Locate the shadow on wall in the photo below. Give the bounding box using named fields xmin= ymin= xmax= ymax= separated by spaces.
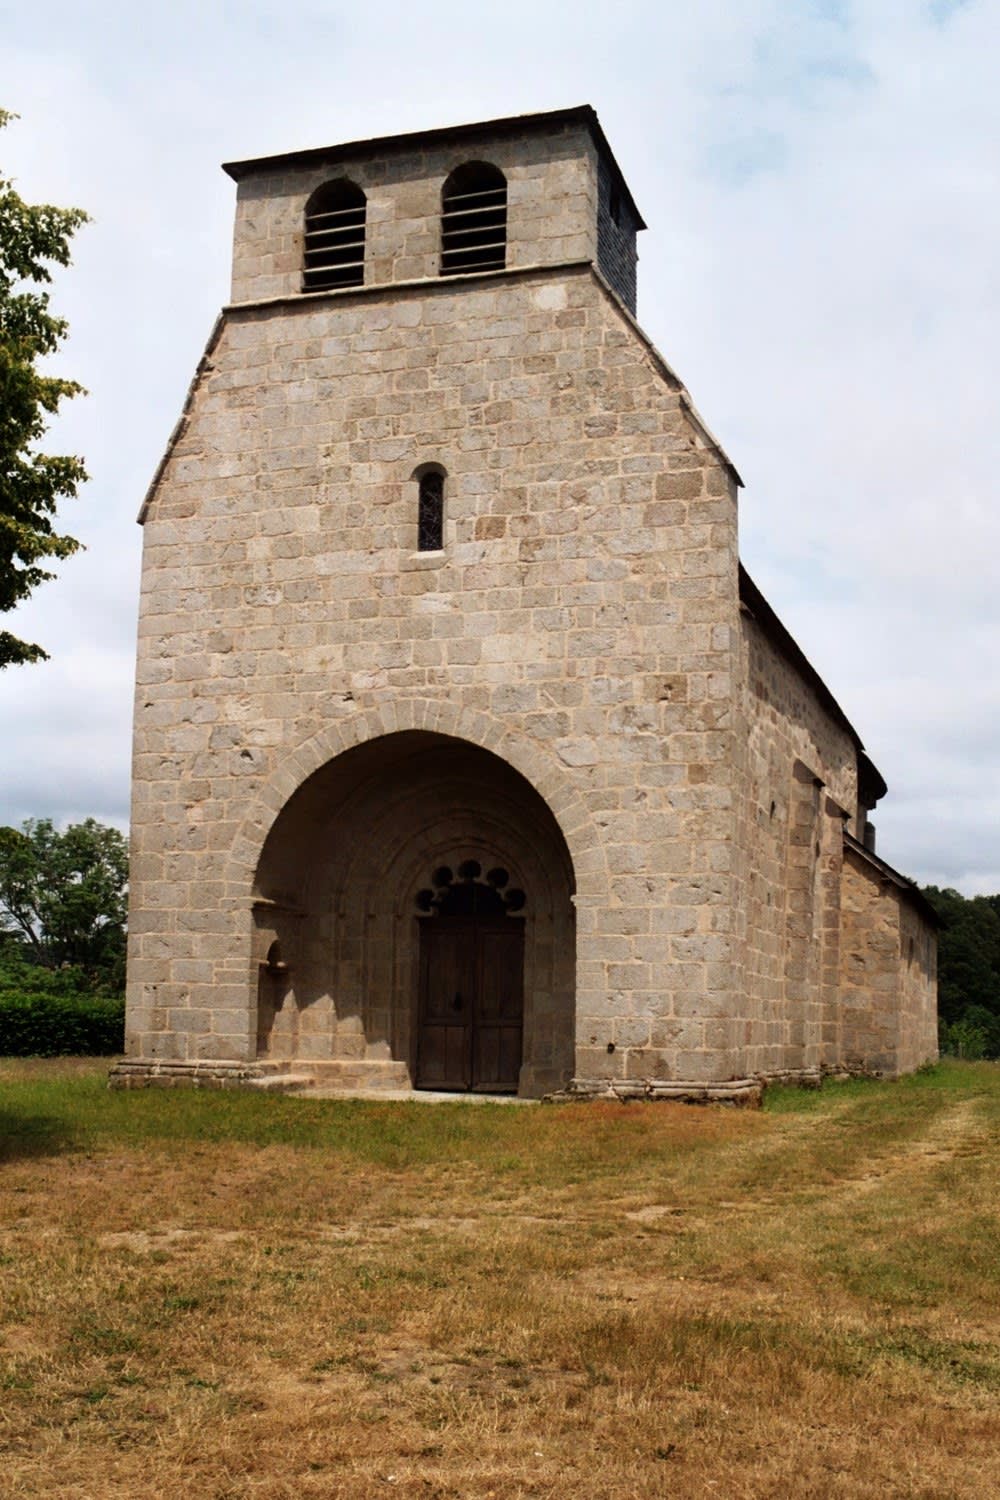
xmin=249 ymin=730 xmax=577 ymax=1094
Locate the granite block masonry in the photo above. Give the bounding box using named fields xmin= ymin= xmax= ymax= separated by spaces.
xmin=113 ymin=106 xmax=937 ymax=1099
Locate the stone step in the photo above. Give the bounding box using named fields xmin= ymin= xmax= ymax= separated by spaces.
xmin=110 ymin=1057 xmax=413 ymax=1096
xmin=304 ymin=1087 xmax=534 ymax=1103
xmin=299 ymin=1060 xmax=413 ymax=1092
xmin=244 ymin=1072 xmax=320 ymax=1093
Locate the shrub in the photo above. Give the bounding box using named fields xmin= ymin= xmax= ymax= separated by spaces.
xmin=939 ymin=1017 xmax=989 ymax=1061
xmin=959 ymin=1004 xmax=1000 ymax=1057
xmin=0 ymin=994 xmax=124 ymax=1056
xmin=0 ymin=961 xmax=124 ymax=1056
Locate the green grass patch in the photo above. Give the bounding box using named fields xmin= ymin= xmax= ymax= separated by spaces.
xmin=0 ymin=1060 xmax=747 ymax=1188
xmin=4 ymin=1057 xmax=1000 ymax=1497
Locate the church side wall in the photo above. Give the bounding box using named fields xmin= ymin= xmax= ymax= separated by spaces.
xmin=735 ymin=610 xmax=857 ymax=1078
xmin=838 ymin=848 xmax=937 ymax=1076
xmin=126 ymin=264 xmax=742 ymax=1085
xmin=895 ymin=893 xmax=939 ymax=1074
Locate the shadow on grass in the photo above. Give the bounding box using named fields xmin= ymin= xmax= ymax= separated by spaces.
xmin=0 ymin=1109 xmax=78 ymax=1162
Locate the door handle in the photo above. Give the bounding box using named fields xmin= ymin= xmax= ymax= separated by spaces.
xmin=452 ymin=992 xmax=463 ymax=1011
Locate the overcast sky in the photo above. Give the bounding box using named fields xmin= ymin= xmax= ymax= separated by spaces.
xmin=1 ymin=0 xmax=996 ymax=893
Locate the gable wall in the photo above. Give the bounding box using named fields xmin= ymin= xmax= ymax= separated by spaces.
xmin=128 ymin=263 xmax=743 ymax=1084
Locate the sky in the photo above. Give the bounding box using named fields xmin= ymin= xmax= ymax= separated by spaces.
xmin=0 ymin=0 xmax=996 ymax=893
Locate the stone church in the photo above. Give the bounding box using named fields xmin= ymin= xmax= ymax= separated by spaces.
xmin=114 ymin=106 xmax=937 ymax=1100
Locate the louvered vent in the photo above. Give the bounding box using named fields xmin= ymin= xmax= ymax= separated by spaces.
xmin=440 ymin=163 xmax=507 ymax=277
xmin=303 ymin=179 xmax=366 ymax=292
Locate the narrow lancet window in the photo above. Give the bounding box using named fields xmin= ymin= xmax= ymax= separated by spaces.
xmin=303 ymin=179 xmax=366 ymax=291
xmin=440 ymin=163 xmax=507 ymax=276
xmin=418 ymin=470 xmax=444 ymax=551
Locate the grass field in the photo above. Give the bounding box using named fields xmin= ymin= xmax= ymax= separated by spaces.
xmin=1 ymin=1059 xmax=999 ymax=1498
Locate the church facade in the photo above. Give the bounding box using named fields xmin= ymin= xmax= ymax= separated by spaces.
xmin=114 ymin=107 xmax=937 ymax=1099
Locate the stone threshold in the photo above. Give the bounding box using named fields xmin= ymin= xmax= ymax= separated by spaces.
xmin=302 ymin=1087 xmax=534 ymax=1104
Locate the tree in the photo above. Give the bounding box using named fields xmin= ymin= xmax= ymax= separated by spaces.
xmin=0 ymin=108 xmax=89 ymax=666
xmin=922 ymin=886 xmax=1000 ymax=1025
xmin=0 ymin=818 xmax=128 ymax=986
xmin=923 ymin=884 xmax=1000 ymax=1058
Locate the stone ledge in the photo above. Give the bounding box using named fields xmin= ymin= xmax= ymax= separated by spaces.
xmin=107 ymin=1057 xmax=412 ymax=1094
xmin=224 ymin=259 xmax=593 ymax=317
xmin=244 ymin=1073 xmax=322 ymax=1094
xmin=549 ymin=1064 xmax=854 ymax=1106
xmin=552 ymin=1077 xmax=765 ymax=1107
xmin=821 ymin=1059 xmax=885 ymax=1080
xmin=108 ymin=1059 xmax=267 ymax=1091
xmin=756 ymin=1067 xmax=823 ymax=1089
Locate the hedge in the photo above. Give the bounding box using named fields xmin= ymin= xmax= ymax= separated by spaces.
xmin=0 ymin=993 xmax=125 ymax=1057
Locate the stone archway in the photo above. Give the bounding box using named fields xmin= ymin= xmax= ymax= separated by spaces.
xmin=250 ymin=731 xmax=576 ymax=1096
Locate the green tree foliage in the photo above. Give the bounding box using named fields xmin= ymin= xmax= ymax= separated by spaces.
xmin=0 ymin=961 xmax=124 ymax=1055
xmin=0 ymin=817 xmax=128 ymax=986
xmin=923 ymin=885 xmax=1000 ymax=1058
xmin=0 ymin=107 xmax=89 ymax=666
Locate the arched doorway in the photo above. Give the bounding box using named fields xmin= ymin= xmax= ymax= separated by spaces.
xmin=415 ymin=862 xmax=526 ymax=1092
xmin=251 ymin=731 xmax=576 ymax=1096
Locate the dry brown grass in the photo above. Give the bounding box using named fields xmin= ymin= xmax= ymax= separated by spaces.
xmin=2 ymin=1058 xmax=999 ymax=1497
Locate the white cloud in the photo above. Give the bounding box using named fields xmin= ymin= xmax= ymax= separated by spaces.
xmin=0 ymin=0 xmax=996 ymax=893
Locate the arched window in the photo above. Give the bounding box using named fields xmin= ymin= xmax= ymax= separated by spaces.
xmin=303 ymin=179 xmax=366 ymax=291
xmin=417 ymin=468 xmax=445 ymax=552
xmin=440 ymin=162 xmax=507 ymax=276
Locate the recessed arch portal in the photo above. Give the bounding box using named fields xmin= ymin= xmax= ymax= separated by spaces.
xmin=251 ymin=731 xmax=576 ymax=1096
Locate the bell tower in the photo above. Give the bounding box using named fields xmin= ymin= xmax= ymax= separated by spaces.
xmin=223 ymin=105 xmax=643 ymax=311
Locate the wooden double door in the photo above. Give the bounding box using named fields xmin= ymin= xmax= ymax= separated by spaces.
xmin=416 ymin=918 xmax=524 ymax=1093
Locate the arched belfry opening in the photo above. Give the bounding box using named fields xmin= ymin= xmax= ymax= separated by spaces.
xmin=440 ymin=162 xmax=507 ymax=276
xmin=251 ymin=732 xmax=576 ymax=1096
xmin=303 ymin=178 xmax=366 ymax=291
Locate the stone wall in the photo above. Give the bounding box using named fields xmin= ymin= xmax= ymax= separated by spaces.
xmin=895 ymin=890 xmax=939 ymax=1074
xmin=734 ymin=605 xmax=857 ymax=1078
xmin=839 ymin=843 xmax=937 ymax=1076
xmin=127 ymin=259 xmax=742 ymax=1088
xmin=595 ymin=156 xmax=639 ymax=314
xmin=230 ymin=121 xmax=599 ymax=305
xmin=732 ymin=601 xmax=936 ymax=1082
